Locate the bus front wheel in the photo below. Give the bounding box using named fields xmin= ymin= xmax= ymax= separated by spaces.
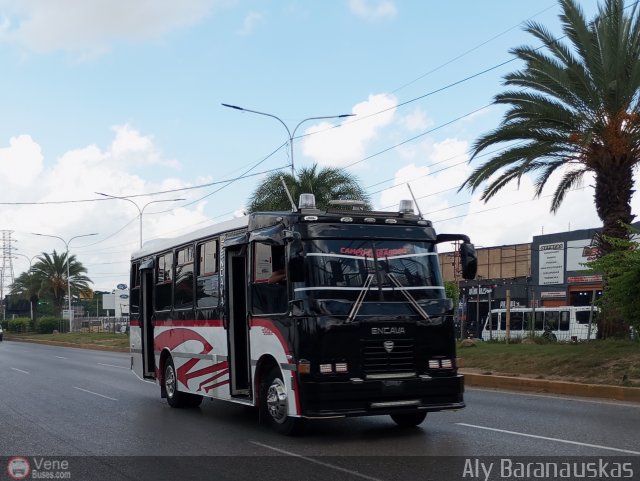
xmin=390 ymin=412 xmax=427 ymax=427
xmin=164 ymin=356 xmax=203 ymax=408
xmin=260 ymin=367 xmax=304 ymax=435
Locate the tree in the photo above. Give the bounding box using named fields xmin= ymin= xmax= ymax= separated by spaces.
xmin=30 ymin=250 xmax=93 ymax=317
xmin=461 ymin=0 xmax=640 ymax=255
xmin=587 ymin=230 xmax=640 ymax=335
xmin=247 ymin=164 xmax=370 ymax=213
xmin=9 ymin=271 xmax=40 ymax=327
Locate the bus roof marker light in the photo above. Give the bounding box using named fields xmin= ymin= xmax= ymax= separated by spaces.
xmin=385 ymin=218 xmax=397 ymax=224
xmin=399 ymin=200 xmax=414 ymax=215
xmin=340 ymin=217 xmax=353 ymax=223
xmin=299 ymin=193 xmax=316 ymax=210
xmin=364 ymin=218 xmax=375 ymax=223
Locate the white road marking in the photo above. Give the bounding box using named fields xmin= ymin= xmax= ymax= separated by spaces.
xmin=73 ymin=386 xmax=117 ymax=401
xmin=250 ymin=441 xmax=383 ymax=481
xmin=55 ymin=356 xmax=68 ymax=359
xmin=10 ymin=367 xmax=29 ymax=374
xmin=457 ymin=423 xmax=640 ymax=455
xmin=98 ymin=363 xmax=128 ymax=369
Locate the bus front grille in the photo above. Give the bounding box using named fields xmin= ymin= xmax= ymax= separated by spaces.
xmin=361 ymin=339 xmax=415 ymax=375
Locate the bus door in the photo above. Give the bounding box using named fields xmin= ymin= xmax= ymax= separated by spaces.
xmin=225 ymin=245 xmax=251 ymax=397
xmin=132 ymin=260 xmax=156 ymax=379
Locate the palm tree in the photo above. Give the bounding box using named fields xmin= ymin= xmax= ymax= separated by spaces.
xmin=247 ymin=164 xmax=371 ymax=213
xmin=31 ymin=250 xmax=93 ymax=317
xmin=9 ymin=271 xmax=40 ymax=327
xmin=461 ymin=0 xmax=640 ymax=254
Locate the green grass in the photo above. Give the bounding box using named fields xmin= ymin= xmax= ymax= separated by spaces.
xmin=458 ymin=339 xmax=640 ymax=387
xmin=7 ymin=332 xmax=129 ymax=350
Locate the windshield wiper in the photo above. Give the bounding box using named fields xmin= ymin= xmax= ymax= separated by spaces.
xmin=386 ymin=273 xmax=430 ymax=321
xmin=346 ymin=273 xmax=374 ymax=322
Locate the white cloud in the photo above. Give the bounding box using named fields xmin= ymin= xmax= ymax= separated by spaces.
xmin=0 ymin=0 xmax=222 ymax=56
xmin=378 ymin=138 xmax=471 ymax=215
xmin=302 ymin=93 xmax=397 ymax=167
xmin=0 ymin=134 xmax=43 ymax=187
xmin=400 ymin=108 xmax=431 ymax=132
xmin=238 ymin=11 xmax=264 ymax=36
xmin=0 ymin=126 xmax=215 ymax=291
xmin=349 ymin=0 xmax=397 ymax=20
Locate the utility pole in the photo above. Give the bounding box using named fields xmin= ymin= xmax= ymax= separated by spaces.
xmin=0 ymin=230 xmax=16 ymax=321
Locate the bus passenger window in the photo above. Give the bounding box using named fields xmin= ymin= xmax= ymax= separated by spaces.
xmin=511 ymin=315 xmax=523 ymax=330
xmin=559 ymin=312 xmax=570 ymax=331
xmin=175 ymin=246 xmax=194 ymax=309
xmin=130 ymin=263 xmax=140 ymax=316
xmin=196 ymin=240 xmax=219 ymax=309
xmin=155 ymin=252 xmax=173 ymax=311
xmin=534 ymin=311 xmax=544 ymax=330
xmin=545 ymin=311 xmax=559 ymax=330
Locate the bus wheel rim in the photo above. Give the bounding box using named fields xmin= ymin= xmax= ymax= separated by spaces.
xmin=165 ymin=365 xmax=176 ymax=398
xmin=266 ymin=378 xmax=288 ymax=424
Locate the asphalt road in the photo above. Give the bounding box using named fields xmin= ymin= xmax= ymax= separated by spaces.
xmin=1 ymin=340 xmax=639 ymax=481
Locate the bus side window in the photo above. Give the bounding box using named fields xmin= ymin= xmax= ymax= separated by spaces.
xmin=559 ymin=311 xmax=570 ymax=331
xmin=196 ymin=240 xmax=219 ymax=309
xmin=511 ymin=315 xmax=523 ymax=330
xmin=490 ymin=312 xmax=498 ymax=330
xmin=251 ymin=243 xmax=287 ymax=315
xmin=534 ymin=311 xmax=544 ymax=330
xmin=174 ymin=246 xmax=194 ymax=310
xmin=155 ymin=252 xmax=173 ymax=311
xmin=545 ymin=311 xmax=559 ymax=330
xmin=130 ymin=263 xmax=140 ymax=316
xmin=575 ymin=311 xmax=590 ymax=324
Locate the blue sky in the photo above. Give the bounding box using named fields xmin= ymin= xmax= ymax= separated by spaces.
xmin=1 ymin=0 xmax=633 ymax=292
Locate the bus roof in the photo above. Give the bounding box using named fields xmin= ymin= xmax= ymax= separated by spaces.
xmin=131 ymin=215 xmax=249 ymax=260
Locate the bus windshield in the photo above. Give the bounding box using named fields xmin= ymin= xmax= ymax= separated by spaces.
xmin=298 ymin=239 xmax=444 ymax=303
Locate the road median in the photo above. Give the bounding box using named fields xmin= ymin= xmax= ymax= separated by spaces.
xmin=462 ymin=369 xmax=640 ymax=403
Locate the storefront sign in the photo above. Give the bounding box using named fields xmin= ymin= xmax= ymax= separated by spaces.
xmin=539 ymin=242 xmax=564 ymax=285
xmin=567 ymin=275 xmax=603 ymax=283
xmin=540 ymin=291 xmax=566 ymax=299
xmin=567 ymin=239 xmax=599 ymax=271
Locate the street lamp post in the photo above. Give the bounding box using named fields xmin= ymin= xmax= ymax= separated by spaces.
xmin=222 ymin=103 xmax=355 ymax=176
xmin=12 ymin=253 xmax=38 ymax=324
xmin=95 ymin=193 xmax=185 ymax=248
xmin=32 ymin=232 xmax=98 ymax=333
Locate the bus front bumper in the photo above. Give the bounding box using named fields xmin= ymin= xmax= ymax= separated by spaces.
xmin=299 ymin=373 xmax=465 ymax=418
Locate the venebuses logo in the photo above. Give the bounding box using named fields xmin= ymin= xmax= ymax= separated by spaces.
xmin=7 ymin=457 xmax=31 ymax=480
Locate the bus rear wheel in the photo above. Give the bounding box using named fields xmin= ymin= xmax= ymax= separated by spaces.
xmin=260 ymin=367 xmax=304 ymax=435
xmin=390 ymin=412 xmax=427 ymax=427
xmin=164 ymin=356 xmax=203 ymax=408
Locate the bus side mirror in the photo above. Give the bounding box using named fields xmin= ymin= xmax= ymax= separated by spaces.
xmin=287 ymin=239 xmax=305 ymax=283
xmin=460 ymin=242 xmax=477 ymax=280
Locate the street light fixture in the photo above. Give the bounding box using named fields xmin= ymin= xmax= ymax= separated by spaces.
xmin=221 ymin=103 xmax=355 ymax=176
xmin=32 ymin=232 xmax=98 ymax=333
xmin=95 ymin=193 xmax=185 ymax=248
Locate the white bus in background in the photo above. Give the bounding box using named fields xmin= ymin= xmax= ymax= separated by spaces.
xmin=481 ymin=306 xmax=599 ymax=341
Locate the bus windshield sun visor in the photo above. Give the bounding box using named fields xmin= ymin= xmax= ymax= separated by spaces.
xmin=224 ymin=232 xmax=249 ymax=247
xmin=248 ymin=225 xmax=286 ymax=245
xmin=139 ymin=258 xmax=154 ymax=270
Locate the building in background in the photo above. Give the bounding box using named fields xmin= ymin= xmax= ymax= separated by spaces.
xmin=438 ymin=222 xmax=639 ymax=338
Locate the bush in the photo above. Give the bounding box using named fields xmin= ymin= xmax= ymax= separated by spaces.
xmin=37 ymin=316 xmax=63 ymax=334
xmin=8 ymin=317 xmax=31 ymax=333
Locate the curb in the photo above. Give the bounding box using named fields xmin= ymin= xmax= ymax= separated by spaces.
xmin=461 ymin=370 xmax=640 ymax=403
xmin=5 ymin=337 xmax=129 ymax=353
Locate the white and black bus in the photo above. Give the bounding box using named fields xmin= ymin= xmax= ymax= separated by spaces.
xmin=130 ymin=194 xmax=477 ymax=434
xmin=481 ymin=306 xmax=599 ymax=342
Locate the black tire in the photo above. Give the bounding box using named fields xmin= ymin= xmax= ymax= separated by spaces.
xmin=164 ymin=356 xmax=203 ymax=408
xmin=390 ymin=411 xmax=427 ymax=427
xmin=260 ymin=367 xmax=305 ymax=435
